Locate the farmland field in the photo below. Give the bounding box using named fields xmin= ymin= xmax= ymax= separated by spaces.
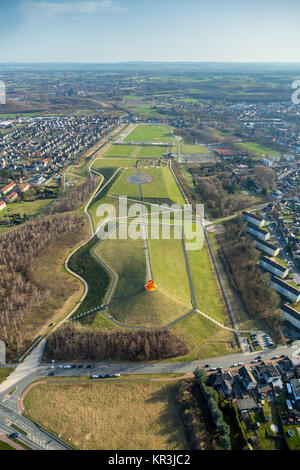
xmin=24 ymin=381 xmax=189 ymax=450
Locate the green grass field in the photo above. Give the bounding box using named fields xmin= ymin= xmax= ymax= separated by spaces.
xmin=181 ymin=143 xmax=210 ymax=155
xmin=104 ymin=144 xmax=138 ymax=158
xmin=235 ymin=142 xmax=282 ymax=158
xmin=109 ymin=169 xmax=141 ymax=198
xmin=170 ymin=312 xmax=238 ymax=361
xmin=93 ymin=228 xmax=192 ymax=327
xmin=92 ymin=158 xmax=137 ymax=170
xmin=186 ymin=243 xmax=227 ymax=324
xmin=124 ymin=124 xmax=176 ymax=143
xmin=137 ymin=146 xmax=166 ymax=158
xmin=140 ymin=167 xmax=186 ymax=207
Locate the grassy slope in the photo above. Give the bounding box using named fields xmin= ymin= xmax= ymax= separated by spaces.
xmin=94 ymin=235 xmax=191 ymax=327
xmin=170 ymin=313 xmax=237 ymax=362
xmin=24 ymin=381 xmax=189 ymax=450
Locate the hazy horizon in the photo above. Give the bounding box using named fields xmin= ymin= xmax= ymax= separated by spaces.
xmin=1 ymin=0 xmax=300 ymax=63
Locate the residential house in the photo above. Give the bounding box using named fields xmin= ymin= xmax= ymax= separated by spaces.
xmin=19 ymin=182 xmax=30 ymax=193
xmin=1 ymin=181 xmax=16 ymax=196
xmin=207 ymin=371 xmax=233 ymax=397
xmin=5 ymin=191 xmax=18 ymax=204
xmin=253 ymin=363 xmax=281 ymax=385
xmin=238 ymin=366 xmax=257 ymax=390
xmin=0 ymin=200 xmax=6 ymax=211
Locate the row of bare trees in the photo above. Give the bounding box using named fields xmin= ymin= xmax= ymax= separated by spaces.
xmin=43 ymin=324 xmax=189 ymax=361
xmin=0 ymin=213 xmax=85 ymax=355
xmin=217 ymin=217 xmax=282 ymax=338
xmin=49 ymin=175 xmax=99 ymax=213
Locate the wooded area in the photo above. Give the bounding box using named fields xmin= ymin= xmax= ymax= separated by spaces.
xmin=43 ymin=324 xmax=189 ymax=361
xmin=0 ymin=213 xmax=86 ymax=355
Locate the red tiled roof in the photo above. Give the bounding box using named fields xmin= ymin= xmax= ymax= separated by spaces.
xmin=6 ymin=191 xmax=18 ymax=200
xmin=1 ymin=182 xmax=15 ymax=193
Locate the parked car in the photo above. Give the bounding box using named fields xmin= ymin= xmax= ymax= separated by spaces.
xmin=208 ymin=368 xmax=217 ymax=371
xmin=114 ymin=374 xmax=121 ymax=377
xmin=9 ymin=432 xmax=20 ymax=439
xmin=91 ymin=375 xmax=98 ymax=379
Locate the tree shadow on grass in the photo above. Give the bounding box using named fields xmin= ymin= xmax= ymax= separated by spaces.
xmin=145 ymin=384 xmax=190 ymax=450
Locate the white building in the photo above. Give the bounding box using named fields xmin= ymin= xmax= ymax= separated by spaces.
xmin=247 ymin=223 xmax=270 ymax=241
xmin=243 ymin=211 xmax=265 ymax=227
xmin=254 ymin=238 xmax=280 ymax=257
xmin=282 ymin=304 xmax=300 ymax=330
xmin=271 ymin=277 xmax=300 ymax=303
xmin=259 ymin=256 xmax=289 ymax=279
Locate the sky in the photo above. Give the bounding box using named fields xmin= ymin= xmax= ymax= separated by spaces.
xmin=0 ymin=0 xmax=300 ymax=63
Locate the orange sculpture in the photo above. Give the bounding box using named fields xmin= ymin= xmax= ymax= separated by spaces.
xmin=144 ymin=280 xmax=157 ymax=292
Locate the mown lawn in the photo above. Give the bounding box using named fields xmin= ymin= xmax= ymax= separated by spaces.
xmin=141 ymin=167 xmax=186 ymax=207
xmin=181 ymin=143 xmax=210 ymax=155
xmin=92 ymin=158 xmax=136 ymax=169
xmin=95 ymin=231 xmax=192 ymax=327
xmin=24 ymin=381 xmax=189 ymax=450
xmin=137 ymin=146 xmax=166 ymax=158
xmin=186 ymin=242 xmax=227 ymax=324
xmin=124 ymin=124 xmax=176 ymax=143
xmin=109 ymin=169 xmax=141 ymax=198
xmin=170 ymin=312 xmax=238 ymax=362
xmin=235 ymin=142 xmax=281 ymax=158
xmin=148 ymin=229 xmax=192 ymax=309
xmin=104 ymin=144 xmax=137 ymax=158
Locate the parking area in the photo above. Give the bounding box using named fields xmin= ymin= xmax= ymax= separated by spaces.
xmin=250 ymin=331 xmax=274 ymax=350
